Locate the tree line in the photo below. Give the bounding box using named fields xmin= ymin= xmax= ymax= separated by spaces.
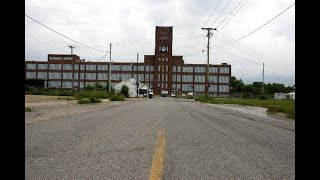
xmin=231 ymin=76 xmax=295 ymax=98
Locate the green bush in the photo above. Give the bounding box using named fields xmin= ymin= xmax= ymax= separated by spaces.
xmin=242 ymin=93 xmax=253 ymax=99
xmin=74 ymin=90 xmax=110 ymax=100
xmin=120 ymin=85 xmax=129 ymax=97
xmin=110 ymin=94 xmax=125 ymax=101
xmin=84 ymin=84 xmax=95 ymax=91
xmin=259 ymin=95 xmax=267 ymax=100
xmin=25 ymin=87 xmax=74 ymax=96
xmin=89 ymin=96 xmax=101 ymax=103
xmin=25 ymin=107 xmax=32 ymax=112
xmin=94 ymin=83 xmax=104 ymax=90
xmin=77 ymin=98 xmax=90 ymax=104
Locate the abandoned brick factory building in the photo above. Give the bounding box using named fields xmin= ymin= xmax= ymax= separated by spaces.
xmin=25 ymin=26 xmax=231 ymax=96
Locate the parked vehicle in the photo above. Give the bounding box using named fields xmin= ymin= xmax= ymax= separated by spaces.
xmin=171 ymin=90 xmax=177 ymax=97
xmin=149 ymin=90 xmax=153 ymax=98
xmin=161 ymin=90 xmax=168 ymax=97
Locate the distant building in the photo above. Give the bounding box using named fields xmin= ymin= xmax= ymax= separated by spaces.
xmin=113 ymin=78 xmax=148 ymax=98
xmin=288 ymin=92 xmax=295 ymax=100
xmin=274 ymin=93 xmax=288 ymax=100
xmin=25 ymin=26 xmax=232 ymax=97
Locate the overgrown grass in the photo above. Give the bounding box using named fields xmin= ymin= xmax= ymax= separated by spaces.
xmin=75 ymin=91 xmax=109 ymax=104
xmin=77 ymin=98 xmax=91 ymax=104
xmin=25 ymin=107 xmax=32 ymax=112
xmin=89 ymin=96 xmax=101 ymax=103
xmin=74 ymin=90 xmax=110 ymax=100
xmin=185 ymin=95 xmax=194 ymax=99
xmin=25 ymin=88 xmax=74 ymax=96
xmin=267 ymin=105 xmax=295 ymax=119
xmin=110 ymin=94 xmax=125 ymax=101
xmin=195 ymin=95 xmax=295 ymax=119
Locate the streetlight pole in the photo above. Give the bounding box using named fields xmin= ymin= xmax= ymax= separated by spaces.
xmin=109 ymin=43 xmax=112 ymax=93
xmin=136 ymin=53 xmax=139 ymax=98
xmin=69 ymin=45 xmax=75 ymax=92
xmin=262 ymin=62 xmax=264 ymax=96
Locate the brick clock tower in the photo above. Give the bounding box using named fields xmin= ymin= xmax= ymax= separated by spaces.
xmin=154 ymin=26 xmax=173 ymax=95
xmin=144 ymin=26 xmax=184 ymax=95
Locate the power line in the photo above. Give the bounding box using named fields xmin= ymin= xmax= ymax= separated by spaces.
xmin=202 ymin=0 xmax=223 ymax=28
xmin=217 ymin=0 xmax=247 ymax=29
xmin=213 ymin=33 xmax=287 ymax=70
xmin=25 ymin=33 xmax=69 ymax=53
xmin=212 ymin=44 xmax=262 ymax=65
xmin=235 ymin=2 xmax=295 ymax=42
xmin=97 ymin=53 xmax=109 ymax=62
xmin=212 ymin=41 xmax=295 ymax=76
xmin=215 ymin=31 xmax=295 ymax=70
xmin=25 ymin=14 xmax=108 ymax=53
xmin=211 ymin=0 xmax=233 ymax=26
xmin=220 ymin=0 xmax=248 ymax=30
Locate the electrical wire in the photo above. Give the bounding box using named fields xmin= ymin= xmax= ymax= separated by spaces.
xmin=25 ymin=14 xmax=108 ymax=53
xmin=216 ymin=0 xmax=247 ymax=29
xmin=220 ymin=2 xmax=295 ymax=45
xmin=202 ymin=0 xmax=223 ymax=28
xmin=216 ymin=31 xmax=295 ymax=70
xmin=220 ymin=0 xmax=248 ymax=30
xmin=211 ymin=0 xmax=233 ymax=25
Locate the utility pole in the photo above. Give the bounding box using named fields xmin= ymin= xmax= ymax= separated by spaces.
xmin=136 ymin=53 xmax=139 ymax=98
xmin=148 ymin=64 xmax=150 ymax=98
xmin=176 ymin=65 xmax=178 ymax=98
xmin=109 ymin=43 xmax=112 ymax=93
xmin=202 ymin=27 xmax=217 ymax=96
xmin=262 ymin=62 xmax=264 ymax=96
xmin=69 ymin=45 xmax=75 ymax=92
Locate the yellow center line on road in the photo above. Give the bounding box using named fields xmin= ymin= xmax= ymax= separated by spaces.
xmin=149 ymin=129 xmax=166 ymax=180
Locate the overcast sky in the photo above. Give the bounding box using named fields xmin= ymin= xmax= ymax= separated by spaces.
xmin=25 ymin=0 xmax=295 ymax=86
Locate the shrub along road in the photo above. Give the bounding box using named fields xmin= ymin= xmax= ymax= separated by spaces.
xmin=25 ymin=96 xmax=295 ymax=179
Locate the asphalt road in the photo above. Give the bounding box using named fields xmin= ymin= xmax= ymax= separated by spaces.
xmin=25 ymin=97 xmax=295 ymax=179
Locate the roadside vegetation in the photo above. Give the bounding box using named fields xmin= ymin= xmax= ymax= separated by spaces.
xmin=26 ymin=83 xmax=129 ymax=104
xmin=195 ymin=95 xmax=295 ymax=119
xmin=25 ymin=107 xmax=32 ymax=112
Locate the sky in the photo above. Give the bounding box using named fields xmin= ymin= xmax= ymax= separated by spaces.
xmin=25 ymin=0 xmax=295 ymax=86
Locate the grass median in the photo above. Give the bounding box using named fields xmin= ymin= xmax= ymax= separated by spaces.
xmin=195 ymin=96 xmax=295 ymax=119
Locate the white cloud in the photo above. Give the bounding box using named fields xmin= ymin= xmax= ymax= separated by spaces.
xmin=25 ymin=0 xmax=295 ymax=86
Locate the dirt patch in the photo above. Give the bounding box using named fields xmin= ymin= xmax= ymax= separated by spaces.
xmin=25 ymin=95 xmax=144 ymax=124
xmin=25 ymin=95 xmax=109 ymax=124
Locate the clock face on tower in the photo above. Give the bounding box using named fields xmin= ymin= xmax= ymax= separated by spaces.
xmin=160 ymin=46 xmax=167 ymax=52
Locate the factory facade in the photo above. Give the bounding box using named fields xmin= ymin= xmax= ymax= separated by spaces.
xmin=25 ymin=26 xmax=231 ymax=96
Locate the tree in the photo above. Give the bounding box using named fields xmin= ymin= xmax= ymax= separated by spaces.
xmin=120 ymin=85 xmax=129 ymax=97
xmin=231 ymin=76 xmax=245 ymax=93
xmin=85 ymin=84 xmax=94 ymax=91
xmin=94 ymin=83 xmax=104 ymax=90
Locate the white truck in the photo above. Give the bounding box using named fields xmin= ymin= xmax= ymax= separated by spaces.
xmin=161 ymin=90 xmax=169 ymax=97
xmin=149 ymin=89 xmax=154 ymax=98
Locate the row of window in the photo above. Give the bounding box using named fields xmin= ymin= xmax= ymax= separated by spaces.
xmin=26 ymin=64 xmax=150 ymax=71
xmin=26 ymin=72 xmax=229 ymax=83
xmin=172 ymin=66 xmax=230 ymax=73
xmin=171 ymin=84 xmax=229 ymax=92
xmin=26 ymin=63 xmax=230 ymax=73
xmin=26 ymin=72 xmax=155 ymax=81
xmin=44 ymin=81 xmax=118 ymax=89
